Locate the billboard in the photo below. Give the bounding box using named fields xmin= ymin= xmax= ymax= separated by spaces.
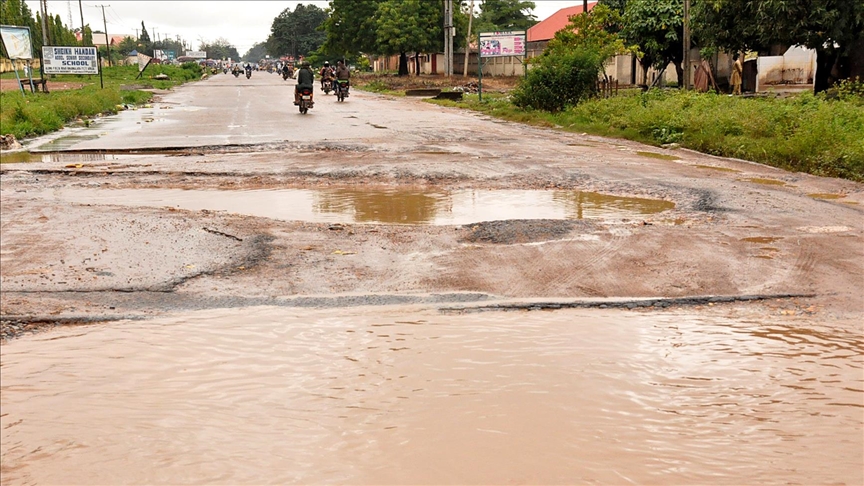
xmin=479 ymin=31 xmax=526 ymax=58
xmin=185 ymin=50 xmax=206 ymax=59
xmin=42 ymin=46 xmax=98 ymax=74
xmin=0 ymin=25 xmax=33 ymax=59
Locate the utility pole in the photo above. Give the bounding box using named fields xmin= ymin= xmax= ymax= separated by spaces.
xmin=682 ymin=0 xmax=691 ymax=90
xmin=444 ymin=0 xmax=453 ymax=76
xmin=40 ymin=0 xmax=50 ymax=45
xmin=99 ymin=5 xmax=111 ymax=66
xmin=463 ymin=0 xmax=474 ymax=77
xmin=78 ymin=0 xmax=85 ymax=38
xmin=584 ymin=0 xmax=588 ymax=14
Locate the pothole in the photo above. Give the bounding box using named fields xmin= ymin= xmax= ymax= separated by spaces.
xmin=635 ymin=151 xmax=679 ymax=161
xmin=739 ymin=177 xmax=789 ymax=186
xmin=741 ymin=237 xmax=783 ymax=244
xmin=695 ymin=165 xmax=740 ymax=173
xmin=33 ymin=187 xmax=676 ymax=226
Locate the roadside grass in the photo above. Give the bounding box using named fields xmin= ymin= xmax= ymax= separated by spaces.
xmin=430 ymin=89 xmax=864 ymax=182
xmin=0 ymin=63 xmax=203 ymax=141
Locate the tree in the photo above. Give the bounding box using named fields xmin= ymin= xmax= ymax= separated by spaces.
xmin=81 ymin=25 xmax=93 ymax=47
xmin=198 ymin=38 xmax=239 ymax=61
xmin=621 ymin=0 xmax=684 ymax=85
xmin=243 ymin=42 xmax=268 ymax=62
xmin=139 ymin=21 xmax=151 ymax=43
xmin=546 ymin=3 xmax=630 ymax=63
xmin=375 ymin=0 xmax=441 ymax=75
xmin=475 ymin=0 xmax=537 ymax=32
xmin=322 ymin=0 xmax=382 ymax=56
xmin=116 ymin=36 xmax=138 ymax=55
xmin=266 ymin=3 xmax=328 ymax=59
xmin=693 ymin=0 xmax=864 ymax=92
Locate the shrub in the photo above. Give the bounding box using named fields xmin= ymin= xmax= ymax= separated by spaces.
xmin=511 ymin=48 xmax=603 ymax=112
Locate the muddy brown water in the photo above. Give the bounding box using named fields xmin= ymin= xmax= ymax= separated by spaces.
xmin=36 ymin=188 xmax=675 ymax=225
xmin=1 ymin=307 xmax=861 ymax=485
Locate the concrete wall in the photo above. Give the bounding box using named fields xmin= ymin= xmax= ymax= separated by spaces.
xmin=1 ymin=58 xmax=40 ymax=73
xmin=756 ymin=45 xmax=816 ymax=90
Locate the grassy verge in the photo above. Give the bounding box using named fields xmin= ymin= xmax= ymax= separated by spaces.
xmin=1 ymin=63 xmax=203 ymax=141
xmin=429 ymin=89 xmax=864 ymax=182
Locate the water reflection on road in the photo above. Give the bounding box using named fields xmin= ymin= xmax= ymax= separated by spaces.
xmin=37 ymin=187 xmax=675 ymax=225
xmin=1 ymin=307 xmax=861 ymax=485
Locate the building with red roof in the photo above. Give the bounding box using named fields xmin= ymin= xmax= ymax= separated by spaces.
xmin=527 ymin=2 xmax=596 ymax=45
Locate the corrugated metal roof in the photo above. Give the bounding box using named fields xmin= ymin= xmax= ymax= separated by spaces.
xmin=527 ymin=2 xmax=596 ymax=42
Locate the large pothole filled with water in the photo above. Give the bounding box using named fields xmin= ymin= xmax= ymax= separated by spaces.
xmin=36 ymin=187 xmax=675 ymax=225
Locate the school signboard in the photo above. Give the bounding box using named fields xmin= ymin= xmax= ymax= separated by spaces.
xmin=42 ymin=46 xmax=99 ymax=74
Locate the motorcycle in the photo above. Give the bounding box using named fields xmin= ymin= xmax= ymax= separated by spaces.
xmin=298 ymin=87 xmax=314 ymax=114
xmin=282 ymin=67 xmax=293 ymax=80
xmin=322 ymin=78 xmax=333 ymax=95
xmin=335 ymin=80 xmax=350 ymax=102
xmin=233 ymin=69 xmax=240 ymax=78
xmin=245 ymin=67 xmax=252 ymax=79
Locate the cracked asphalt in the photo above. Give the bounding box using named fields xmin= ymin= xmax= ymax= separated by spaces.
xmin=2 ymin=72 xmax=862 ymax=340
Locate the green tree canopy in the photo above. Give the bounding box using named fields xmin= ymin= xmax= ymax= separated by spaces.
xmin=376 ymin=0 xmax=442 ymax=74
xmin=474 ymin=0 xmax=537 ymax=32
xmin=139 ymin=21 xmax=151 ymax=44
xmin=199 ymin=38 xmax=240 ymax=61
xmin=621 ymin=0 xmax=684 ymax=84
xmin=266 ymin=3 xmax=328 ymax=59
xmin=322 ymin=0 xmax=381 ymax=56
xmin=243 ymin=42 xmax=268 ymax=62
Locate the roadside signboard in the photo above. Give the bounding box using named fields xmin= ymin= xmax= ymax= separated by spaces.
xmin=0 ymin=25 xmax=33 ymax=59
xmin=185 ymin=50 xmax=206 ymax=59
xmin=42 ymin=46 xmax=98 ymax=74
xmin=165 ymin=50 xmax=176 ymax=61
xmin=479 ymin=31 xmax=526 ymax=58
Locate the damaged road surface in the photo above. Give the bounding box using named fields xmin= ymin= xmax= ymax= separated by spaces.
xmin=1 ymin=73 xmax=862 ymax=485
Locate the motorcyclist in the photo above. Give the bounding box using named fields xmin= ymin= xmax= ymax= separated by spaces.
xmin=294 ymin=61 xmax=315 ymax=105
xmin=334 ymin=60 xmax=350 ymax=94
xmin=319 ymin=61 xmax=334 ymax=90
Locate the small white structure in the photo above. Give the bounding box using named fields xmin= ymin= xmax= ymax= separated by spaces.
xmin=755 ymin=46 xmax=816 ymax=92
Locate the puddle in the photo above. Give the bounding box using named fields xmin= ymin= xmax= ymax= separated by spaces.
xmin=739 ymin=178 xmax=788 ymax=186
xmin=28 ymin=106 xmax=168 ymax=151
xmin=808 ymin=193 xmax=845 ymax=200
xmin=695 ymin=165 xmax=740 ymax=173
xmin=0 ymin=152 xmax=143 ymax=164
xmin=1 ymin=307 xmax=862 ymax=485
xmin=741 ymin=237 xmax=783 ymax=244
xmin=635 ymin=151 xmax=680 ymax=161
xmin=36 ymin=187 xmax=676 ymax=225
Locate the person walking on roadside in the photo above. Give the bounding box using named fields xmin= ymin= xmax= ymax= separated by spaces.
xmin=731 ymin=53 xmax=743 ymax=95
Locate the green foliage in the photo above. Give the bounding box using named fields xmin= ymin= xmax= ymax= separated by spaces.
xmin=621 ymin=0 xmax=684 ymax=72
xmin=266 ymin=3 xmax=328 ymax=59
xmin=376 ymin=0 xmax=442 ymax=56
xmin=831 ymin=77 xmax=864 ymax=103
xmin=511 ymin=48 xmax=602 ymax=112
xmin=198 ymin=38 xmax=239 ymax=62
xmin=243 ymin=42 xmax=268 ymax=63
xmin=474 ymin=0 xmax=538 ymax=32
xmin=546 ymin=4 xmax=631 ymax=63
xmin=322 ymin=0 xmax=381 ymax=56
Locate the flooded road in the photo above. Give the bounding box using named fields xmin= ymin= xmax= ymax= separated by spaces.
xmin=2 ymin=307 xmax=861 ymax=485
xmin=36 ymin=187 xmax=674 ymax=225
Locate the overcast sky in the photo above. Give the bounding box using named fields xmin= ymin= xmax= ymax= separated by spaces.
xmin=32 ymin=1 xmax=579 ymax=55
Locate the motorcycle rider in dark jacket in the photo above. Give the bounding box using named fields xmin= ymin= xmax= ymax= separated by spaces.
xmin=294 ymin=62 xmax=315 ymax=105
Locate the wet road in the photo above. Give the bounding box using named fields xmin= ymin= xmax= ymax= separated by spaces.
xmin=2 ymin=307 xmax=862 ymax=485
xmin=43 ymin=71 xmax=478 ymax=151
xmin=2 ymin=70 xmax=863 ymax=484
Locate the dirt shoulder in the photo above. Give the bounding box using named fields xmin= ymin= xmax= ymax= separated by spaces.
xmin=0 ymin=78 xmax=88 ymax=92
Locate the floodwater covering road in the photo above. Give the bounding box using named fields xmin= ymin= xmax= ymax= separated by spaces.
xmin=1 ymin=71 xmax=862 ymax=484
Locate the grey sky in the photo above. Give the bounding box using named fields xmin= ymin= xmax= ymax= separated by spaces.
xmin=33 ymin=1 xmax=577 ymax=55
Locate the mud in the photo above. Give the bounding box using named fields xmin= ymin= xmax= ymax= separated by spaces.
xmin=2 ymin=73 xmax=863 ymax=342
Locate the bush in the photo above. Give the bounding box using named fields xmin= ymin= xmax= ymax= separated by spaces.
xmin=511 ymin=48 xmax=603 ymax=112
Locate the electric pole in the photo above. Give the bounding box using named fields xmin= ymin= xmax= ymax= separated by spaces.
xmin=682 ymin=0 xmax=691 ymax=90
xmin=79 ymin=0 xmax=85 ymax=36
xmin=583 ymin=0 xmax=588 ymax=14
xmin=444 ymin=0 xmax=453 ymax=76
xmin=463 ymin=0 xmax=474 ymax=77
xmin=99 ymin=5 xmax=111 ymax=66
xmin=40 ymin=0 xmax=49 ymax=45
